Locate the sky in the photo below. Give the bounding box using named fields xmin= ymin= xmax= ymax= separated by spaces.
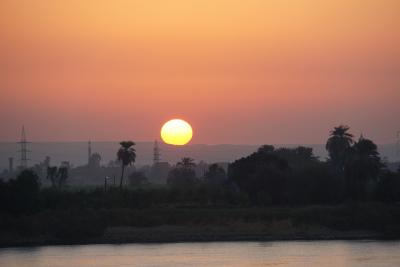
xmin=0 ymin=0 xmax=399 ymax=144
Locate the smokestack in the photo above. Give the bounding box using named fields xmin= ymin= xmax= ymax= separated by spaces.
xmin=8 ymin=157 xmax=13 ymax=173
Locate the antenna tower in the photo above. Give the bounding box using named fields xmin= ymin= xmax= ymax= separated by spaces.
xmin=18 ymin=126 xmax=30 ymax=169
xmin=153 ymin=140 xmax=161 ymax=165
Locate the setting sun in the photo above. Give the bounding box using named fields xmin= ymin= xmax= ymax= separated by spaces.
xmin=161 ymin=119 xmax=193 ymax=146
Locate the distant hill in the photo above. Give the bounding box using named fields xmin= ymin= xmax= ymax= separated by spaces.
xmin=0 ymin=142 xmax=399 ymax=171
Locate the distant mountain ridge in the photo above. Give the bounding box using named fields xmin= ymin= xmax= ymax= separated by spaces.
xmin=0 ymin=142 xmax=399 ymax=171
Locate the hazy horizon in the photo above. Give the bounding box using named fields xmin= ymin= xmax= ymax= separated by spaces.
xmin=1 ymin=141 xmax=399 ymax=172
xmin=1 ymin=139 xmax=399 ymax=145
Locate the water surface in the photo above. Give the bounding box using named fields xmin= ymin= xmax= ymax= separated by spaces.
xmin=0 ymin=241 xmax=399 ymax=267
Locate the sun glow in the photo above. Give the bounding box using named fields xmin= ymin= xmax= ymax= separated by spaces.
xmin=161 ymin=119 xmax=193 ymax=146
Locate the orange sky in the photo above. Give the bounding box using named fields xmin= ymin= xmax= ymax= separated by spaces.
xmin=0 ymin=0 xmax=399 ymax=144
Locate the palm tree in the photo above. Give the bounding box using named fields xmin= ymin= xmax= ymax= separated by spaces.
xmin=176 ymin=157 xmax=196 ymax=169
xmin=117 ymin=141 xmax=136 ymax=189
xmin=326 ymin=125 xmax=354 ymax=174
xmin=346 ymin=135 xmax=383 ymax=200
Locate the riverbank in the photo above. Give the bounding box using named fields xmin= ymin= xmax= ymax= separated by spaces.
xmin=1 ymin=203 xmax=399 ymax=247
xmin=0 ymin=225 xmax=393 ymax=248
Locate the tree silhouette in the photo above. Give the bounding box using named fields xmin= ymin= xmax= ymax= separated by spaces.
xmin=204 ymin=164 xmax=226 ymax=184
xmin=345 ymin=136 xmax=383 ymax=200
xmin=176 ymin=157 xmax=196 ymax=169
xmin=8 ymin=170 xmax=40 ymax=213
xmin=57 ymin=167 xmax=68 ymax=188
xmin=46 ymin=166 xmax=68 ymax=189
xmin=117 ymin=141 xmax=136 ymax=189
xmin=89 ymin=153 xmax=102 ymax=168
xmin=376 ymin=170 xmax=400 ymax=202
xmin=167 ymin=158 xmax=197 ymax=189
xmin=229 ymin=149 xmax=290 ymax=205
xmin=46 ymin=166 xmax=58 ymax=187
xmin=257 ymin=145 xmax=275 ymax=154
xmin=326 ymin=125 xmax=354 ymax=175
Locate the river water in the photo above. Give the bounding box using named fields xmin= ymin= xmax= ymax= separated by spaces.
xmin=0 ymin=241 xmax=399 ymax=267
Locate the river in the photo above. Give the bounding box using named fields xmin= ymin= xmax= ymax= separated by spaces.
xmin=0 ymin=241 xmax=399 ymax=267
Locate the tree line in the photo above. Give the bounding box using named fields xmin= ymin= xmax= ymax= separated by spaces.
xmin=1 ymin=125 xmax=400 ymax=215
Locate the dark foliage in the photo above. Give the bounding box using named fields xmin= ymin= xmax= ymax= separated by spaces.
xmin=228 ymin=149 xmax=290 ymax=205
xmin=117 ymin=141 xmax=136 ymax=189
xmin=167 ymin=158 xmax=198 ymax=189
xmin=0 ymin=170 xmax=40 ymax=214
xmin=375 ymin=171 xmax=400 ymax=202
xmin=287 ymin=163 xmax=344 ymax=205
xmin=1 ymin=131 xmax=400 ymax=244
xmin=345 ymin=136 xmax=384 ymax=201
xmin=326 ymin=125 xmax=354 ymax=175
xmin=204 ymin=164 xmax=227 ymax=185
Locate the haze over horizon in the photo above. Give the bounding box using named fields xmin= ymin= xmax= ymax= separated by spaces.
xmin=1 ymin=0 xmax=399 ymax=144
xmin=1 ymin=141 xmax=399 ymax=172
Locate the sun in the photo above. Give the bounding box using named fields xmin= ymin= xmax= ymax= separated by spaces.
xmin=161 ymin=119 xmax=193 ymax=146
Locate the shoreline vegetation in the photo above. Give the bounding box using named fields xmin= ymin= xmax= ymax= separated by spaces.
xmin=1 ymin=203 xmax=400 ymax=248
xmin=1 ymin=125 xmax=400 ymax=248
xmin=0 ymin=229 xmax=394 ymax=248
